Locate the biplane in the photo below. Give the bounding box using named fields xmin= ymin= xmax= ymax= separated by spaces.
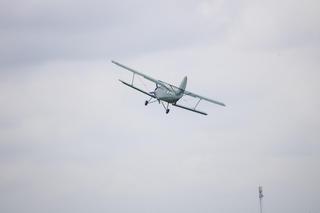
xmin=112 ymin=60 xmax=225 ymax=115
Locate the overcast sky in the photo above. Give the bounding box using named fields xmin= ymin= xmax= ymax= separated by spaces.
xmin=1 ymin=0 xmax=320 ymax=213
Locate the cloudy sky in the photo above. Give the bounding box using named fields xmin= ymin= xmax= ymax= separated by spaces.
xmin=1 ymin=0 xmax=320 ymax=213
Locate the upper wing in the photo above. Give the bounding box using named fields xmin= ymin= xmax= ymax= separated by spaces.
xmin=112 ymin=60 xmax=159 ymax=83
xmin=111 ymin=61 xmax=188 ymax=91
xmin=183 ymin=90 xmax=226 ymax=107
xmin=112 ymin=60 xmax=177 ymax=91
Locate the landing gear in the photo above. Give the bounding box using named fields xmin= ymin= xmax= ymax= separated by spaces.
xmin=161 ymin=102 xmax=170 ymax=114
xmin=145 ymin=97 xmax=154 ymax=106
xmin=145 ymin=97 xmax=170 ymax=114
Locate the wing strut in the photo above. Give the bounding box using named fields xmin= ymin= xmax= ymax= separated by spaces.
xmin=194 ymin=98 xmax=201 ymax=110
xmin=131 ymin=72 xmax=135 ymax=85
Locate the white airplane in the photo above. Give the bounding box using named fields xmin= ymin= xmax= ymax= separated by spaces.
xmin=112 ymin=60 xmax=225 ymax=115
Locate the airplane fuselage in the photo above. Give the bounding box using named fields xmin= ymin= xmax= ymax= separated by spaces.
xmin=154 ymin=86 xmax=182 ymax=103
xmin=153 ymin=76 xmax=187 ymax=103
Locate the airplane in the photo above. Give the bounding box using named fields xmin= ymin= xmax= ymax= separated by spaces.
xmin=112 ymin=60 xmax=225 ymax=115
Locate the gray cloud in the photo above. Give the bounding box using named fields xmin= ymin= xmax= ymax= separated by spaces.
xmin=0 ymin=0 xmax=243 ymax=67
xmin=1 ymin=0 xmax=320 ymax=213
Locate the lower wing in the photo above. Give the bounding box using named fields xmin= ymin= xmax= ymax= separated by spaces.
xmin=172 ymin=103 xmax=208 ymax=115
xmin=119 ymin=79 xmax=156 ymax=98
xmin=175 ymin=90 xmax=225 ymax=115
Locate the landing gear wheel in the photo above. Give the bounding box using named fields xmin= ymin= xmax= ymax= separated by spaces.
xmin=166 ymin=109 xmax=170 ymax=114
xmin=145 ymin=100 xmax=149 ymax=106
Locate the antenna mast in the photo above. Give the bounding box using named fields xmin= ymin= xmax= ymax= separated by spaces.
xmin=258 ymin=186 xmax=264 ymax=213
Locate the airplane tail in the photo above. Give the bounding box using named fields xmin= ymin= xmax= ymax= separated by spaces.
xmin=175 ymin=76 xmax=187 ymax=97
xmin=179 ymin=76 xmax=187 ymax=90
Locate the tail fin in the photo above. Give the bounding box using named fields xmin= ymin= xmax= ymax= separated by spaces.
xmin=179 ymin=76 xmax=187 ymax=90
xmin=175 ymin=76 xmax=187 ymax=97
